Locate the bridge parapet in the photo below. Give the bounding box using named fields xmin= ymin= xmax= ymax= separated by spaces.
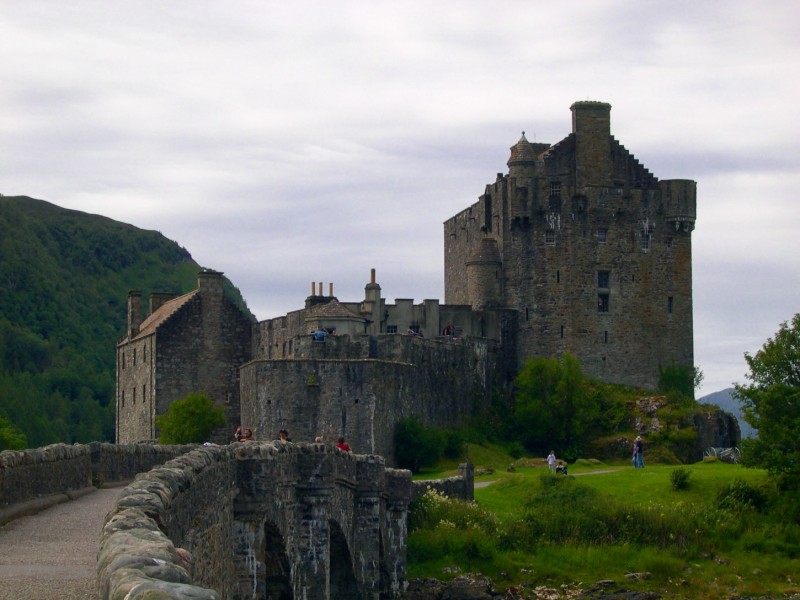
xmin=97 ymin=442 xmax=413 ymax=600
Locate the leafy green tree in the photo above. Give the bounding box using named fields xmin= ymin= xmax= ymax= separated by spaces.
xmin=394 ymin=416 xmax=445 ymax=473
xmin=658 ymin=360 xmax=703 ymax=403
xmin=513 ymin=353 xmax=597 ymax=459
xmin=0 ymin=414 xmax=27 ymax=450
xmin=155 ymin=391 xmax=226 ymax=444
xmin=735 ymin=314 xmax=800 ymax=476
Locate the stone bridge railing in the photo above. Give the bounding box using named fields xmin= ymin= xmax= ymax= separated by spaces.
xmin=97 ymin=442 xmax=413 ymax=600
xmin=0 ymin=442 xmax=195 ymax=526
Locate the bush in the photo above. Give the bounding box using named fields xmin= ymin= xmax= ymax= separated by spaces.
xmin=155 ymin=391 xmax=226 ymax=444
xmin=717 ymin=478 xmax=769 ymax=512
xmin=394 ymin=417 xmax=445 ymax=473
xmin=670 ymin=467 xmax=692 ymax=490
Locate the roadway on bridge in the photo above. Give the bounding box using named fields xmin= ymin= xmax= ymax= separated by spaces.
xmin=0 ymin=487 xmax=120 ymax=600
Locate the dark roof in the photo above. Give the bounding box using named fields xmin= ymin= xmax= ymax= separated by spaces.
xmin=306 ymin=299 xmax=365 ymax=321
xmin=126 ymin=290 xmax=198 ymax=342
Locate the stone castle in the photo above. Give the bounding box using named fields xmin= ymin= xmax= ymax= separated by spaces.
xmin=116 ymin=101 xmax=697 ymax=460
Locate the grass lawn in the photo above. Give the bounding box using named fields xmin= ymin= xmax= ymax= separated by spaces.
xmin=407 ymin=445 xmax=800 ymax=599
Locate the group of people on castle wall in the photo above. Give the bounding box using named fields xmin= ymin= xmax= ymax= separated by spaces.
xmin=232 ymin=425 xmax=351 ymax=452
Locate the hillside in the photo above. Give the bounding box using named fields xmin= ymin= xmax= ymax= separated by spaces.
xmin=0 ymin=195 xmax=251 ymax=448
xmin=699 ymin=387 xmax=756 ymax=439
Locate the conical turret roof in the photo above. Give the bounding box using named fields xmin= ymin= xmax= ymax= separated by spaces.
xmin=508 ymin=132 xmax=536 ymax=166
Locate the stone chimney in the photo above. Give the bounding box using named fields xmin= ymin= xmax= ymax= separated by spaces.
xmin=197 ymin=270 xmax=224 ymax=298
xmin=127 ymin=291 xmax=142 ymax=339
xmin=571 ymin=100 xmax=612 ymax=189
xmin=149 ymin=292 xmax=176 ymax=314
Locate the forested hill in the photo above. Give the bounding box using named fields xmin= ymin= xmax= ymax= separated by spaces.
xmin=0 ymin=195 xmax=251 ymax=449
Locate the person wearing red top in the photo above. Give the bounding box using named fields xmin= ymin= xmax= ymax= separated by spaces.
xmin=336 ymin=436 xmax=351 ymax=452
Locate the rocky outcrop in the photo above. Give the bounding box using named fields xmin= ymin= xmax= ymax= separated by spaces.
xmin=693 ymin=409 xmax=741 ymax=458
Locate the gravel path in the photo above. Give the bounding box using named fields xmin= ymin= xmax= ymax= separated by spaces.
xmin=0 ymin=487 xmax=121 ymax=600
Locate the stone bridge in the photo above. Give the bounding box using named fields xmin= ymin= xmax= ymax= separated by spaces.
xmin=97 ymin=442 xmax=412 ymax=599
xmin=2 ymin=442 xmax=472 ymax=599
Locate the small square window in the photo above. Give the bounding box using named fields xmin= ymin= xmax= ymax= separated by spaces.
xmin=387 ymin=325 xmax=397 ymax=334
xmin=598 ymin=293 xmax=609 ymax=313
xmin=545 ymin=230 xmax=556 ymax=245
xmin=598 ymin=229 xmax=607 ymax=243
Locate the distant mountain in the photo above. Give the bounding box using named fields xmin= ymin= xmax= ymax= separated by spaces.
xmin=0 ymin=195 xmax=250 ymax=448
xmin=699 ymin=387 xmax=756 ymax=439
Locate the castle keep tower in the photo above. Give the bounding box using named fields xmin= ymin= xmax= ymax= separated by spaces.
xmin=444 ymin=101 xmax=696 ymax=389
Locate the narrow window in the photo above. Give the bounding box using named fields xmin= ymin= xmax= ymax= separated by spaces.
xmin=525 ymin=308 xmax=529 ymax=321
xmin=560 ymin=325 xmax=565 ymax=339
xmin=640 ymin=235 xmax=650 ymax=252
xmin=122 ymin=352 xmax=125 ymax=369
xmin=598 ymin=293 xmax=610 ymax=313
xmin=143 ymin=384 xmax=146 ymax=402
xmin=143 ymin=345 xmax=147 ymax=362
xmin=133 ymin=386 xmax=136 ymax=405
xmin=597 ymin=270 xmax=610 ymax=289
xmin=604 ymin=330 xmax=608 ymax=344
xmin=556 ymin=270 xmax=560 ymax=284
xmin=545 ymin=230 xmax=556 ymax=245
xmin=598 ymin=228 xmax=607 ymax=243
xmin=550 ymin=181 xmax=561 ymax=199
xmin=666 ymin=237 xmax=673 ymax=248
xmin=667 ymin=296 xmax=674 ymax=314
xmin=133 ymin=348 xmax=136 ymax=366
xmin=121 ymin=390 xmax=125 ymax=408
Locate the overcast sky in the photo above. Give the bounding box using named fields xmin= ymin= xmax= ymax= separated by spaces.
xmin=1 ymin=1 xmax=798 ymax=398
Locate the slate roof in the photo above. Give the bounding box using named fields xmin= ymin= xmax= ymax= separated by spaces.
xmin=124 ymin=290 xmax=198 ymax=342
xmin=305 ymin=299 xmax=365 ymax=322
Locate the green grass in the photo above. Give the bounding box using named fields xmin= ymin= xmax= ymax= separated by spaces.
xmin=408 ymin=447 xmax=800 ymax=599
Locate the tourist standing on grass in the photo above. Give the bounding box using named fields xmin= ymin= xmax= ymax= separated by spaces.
xmin=547 ymin=450 xmax=556 ymax=474
xmin=634 ymin=436 xmax=644 ymax=468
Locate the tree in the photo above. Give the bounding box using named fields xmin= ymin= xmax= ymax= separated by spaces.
xmin=658 ymin=360 xmax=703 ymax=403
xmin=394 ymin=416 xmax=445 ymax=473
xmin=0 ymin=413 xmax=27 ymax=450
xmin=735 ymin=314 xmax=800 ymax=475
xmin=513 ymin=353 xmax=597 ymax=459
xmin=155 ymin=391 xmax=226 ymax=444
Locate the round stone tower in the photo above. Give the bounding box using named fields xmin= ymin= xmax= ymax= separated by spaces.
xmin=466 ymin=235 xmax=502 ymax=310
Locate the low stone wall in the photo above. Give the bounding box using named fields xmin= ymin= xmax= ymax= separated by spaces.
xmin=97 ymin=443 xmax=413 ymax=600
xmin=97 ymin=444 xmax=235 ymax=600
xmin=0 ymin=442 xmax=195 ymax=526
xmin=412 ymin=462 xmax=474 ymax=502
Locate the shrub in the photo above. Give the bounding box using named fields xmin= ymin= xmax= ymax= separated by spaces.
xmin=394 ymin=417 xmax=445 ymax=473
xmin=717 ymin=478 xmax=768 ymax=512
xmin=409 ymin=488 xmax=497 ymax=533
xmin=670 ymin=467 xmax=692 ymax=490
xmin=155 ymin=391 xmax=226 ymax=444
xmin=507 ymin=441 xmax=525 ymax=459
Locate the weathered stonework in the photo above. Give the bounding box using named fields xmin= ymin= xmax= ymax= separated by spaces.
xmin=96 ymin=443 xmax=413 ymax=600
xmin=116 ymin=101 xmax=697 ymax=460
xmin=0 ymin=442 xmax=194 ymax=526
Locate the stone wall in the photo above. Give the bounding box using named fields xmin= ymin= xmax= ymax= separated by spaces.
xmin=0 ymin=442 xmax=194 ymax=526
xmin=412 ymin=462 xmax=474 ymax=502
xmin=240 ymin=334 xmax=506 ymax=465
xmin=97 ymin=443 xmax=413 ymax=600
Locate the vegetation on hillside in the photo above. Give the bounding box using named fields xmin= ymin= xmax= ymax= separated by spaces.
xmin=396 ymin=353 xmax=706 ymax=473
xmin=408 ymin=455 xmax=800 ymax=598
xmin=0 ymin=196 xmax=250 ymax=448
